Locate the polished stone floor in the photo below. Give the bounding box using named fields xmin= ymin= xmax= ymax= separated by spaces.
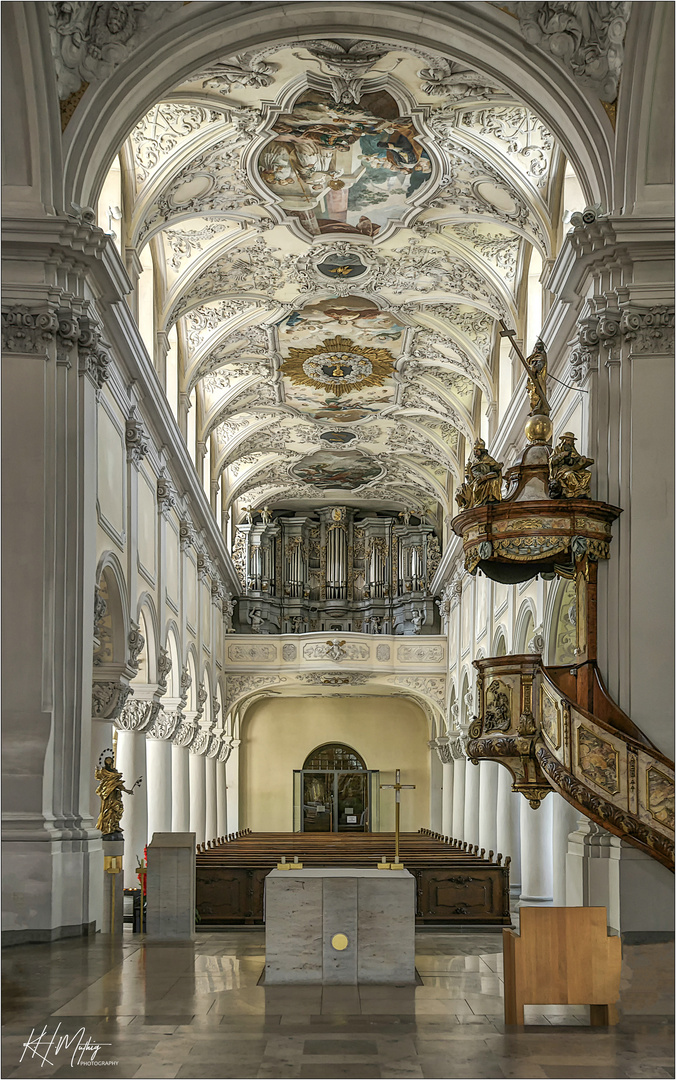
xmin=2 ymin=929 xmax=673 ymax=1080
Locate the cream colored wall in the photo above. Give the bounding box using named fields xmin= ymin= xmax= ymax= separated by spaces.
xmin=241 ymin=695 xmax=430 ymax=833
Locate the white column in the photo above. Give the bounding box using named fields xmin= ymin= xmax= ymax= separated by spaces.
xmin=146 ymin=737 xmax=172 ymax=841
xmin=496 ymin=765 xmax=521 ymax=894
xmin=441 ymin=760 xmax=454 ymax=836
xmin=216 ymin=759 xmax=228 ymax=837
xmin=519 ymin=795 xmax=554 ymax=904
xmin=226 ymin=742 xmax=240 ymax=832
xmin=116 ymin=728 xmax=147 ymax=888
xmin=478 ymin=760 xmax=499 ymax=856
xmin=189 ymin=751 xmax=206 ymax=844
xmin=464 ymin=758 xmax=481 ymax=848
xmin=429 ymin=747 xmax=442 ymax=830
xmin=171 ymin=743 xmax=190 ymax=832
xmin=205 ymin=755 xmax=218 ymax=843
xmin=452 ymin=755 xmax=466 ymax=839
xmin=552 ymin=793 xmax=581 ymax=906
xmin=566 ymin=817 xmax=621 ymax=931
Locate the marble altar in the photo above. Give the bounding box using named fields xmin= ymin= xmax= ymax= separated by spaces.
xmin=264 ymin=867 xmax=415 ymax=984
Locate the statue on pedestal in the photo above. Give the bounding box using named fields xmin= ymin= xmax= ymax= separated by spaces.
xmin=95 ymin=752 xmax=141 ymax=839
xmin=523 ymin=339 xmax=550 ymax=417
xmin=455 ymin=439 xmax=504 ymax=509
xmin=548 ymin=433 xmax=594 ymax=499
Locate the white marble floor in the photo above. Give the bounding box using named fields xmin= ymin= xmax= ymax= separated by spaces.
xmin=2 ymin=929 xmax=673 ymax=1079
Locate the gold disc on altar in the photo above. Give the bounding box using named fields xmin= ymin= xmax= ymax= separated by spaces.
xmin=331 ymin=932 xmax=349 ymax=951
xmin=524 ymin=413 xmax=553 ymax=444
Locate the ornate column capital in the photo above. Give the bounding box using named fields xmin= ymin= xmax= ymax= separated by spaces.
xmin=77 ymin=316 xmax=111 ymax=392
xmin=569 ymin=301 xmax=675 ymax=383
xmin=146 ymin=707 xmax=182 ymax=742
xmin=429 ymin=736 xmax=453 ymax=765
xmin=125 ymin=405 xmax=150 ymax=466
xmin=1 ymin=306 xmax=59 ymax=353
xmin=92 ymin=677 xmax=132 ymax=721
xmin=189 ymin=728 xmax=211 ymax=756
xmin=157 ymin=469 xmax=177 ymax=517
xmin=114 ymin=696 xmax=159 ymax=732
xmin=180 ymin=516 xmax=197 ymax=551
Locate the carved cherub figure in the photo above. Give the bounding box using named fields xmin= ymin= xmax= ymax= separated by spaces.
xmin=241 ymin=506 xmax=255 ymax=524
xmin=548 ymin=433 xmax=594 ymax=499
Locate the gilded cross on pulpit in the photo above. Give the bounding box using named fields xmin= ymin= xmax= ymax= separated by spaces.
xmin=380 ymin=768 xmax=415 ymax=869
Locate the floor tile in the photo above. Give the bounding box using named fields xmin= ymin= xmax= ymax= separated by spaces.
xmin=298 ymin=1065 xmax=381 ymax=1079
xmin=303 ymin=1037 xmax=379 ymax=1055
xmin=3 ymin=927 xmax=673 ymax=1080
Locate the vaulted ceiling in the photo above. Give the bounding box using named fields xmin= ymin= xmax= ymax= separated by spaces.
xmin=121 ymin=37 xmax=563 ymax=530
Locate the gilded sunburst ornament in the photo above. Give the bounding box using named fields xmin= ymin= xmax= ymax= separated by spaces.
xmin=282 ymin=335 xmax=395 ymax=397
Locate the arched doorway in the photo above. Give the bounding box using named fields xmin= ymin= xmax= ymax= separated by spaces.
xmin=294 ymin=742 xmax=380 ymax=834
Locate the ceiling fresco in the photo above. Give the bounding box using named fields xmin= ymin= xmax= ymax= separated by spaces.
xmin=120 ymin=36 xmax=565 ymax=531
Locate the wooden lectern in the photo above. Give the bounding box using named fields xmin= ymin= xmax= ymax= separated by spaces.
xmin=503 ymin=907 xmax=621 ymax=1026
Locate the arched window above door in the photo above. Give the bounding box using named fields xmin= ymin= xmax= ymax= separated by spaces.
xmin=303 ymin=743 xmax=366 ymax=771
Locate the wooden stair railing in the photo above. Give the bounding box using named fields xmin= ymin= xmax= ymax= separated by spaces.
xmin=466 ymin=655 xmax=674 ymax=870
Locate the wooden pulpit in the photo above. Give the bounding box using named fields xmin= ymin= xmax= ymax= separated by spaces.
xmin=503 ymin=907 xmax=622 ymax=1025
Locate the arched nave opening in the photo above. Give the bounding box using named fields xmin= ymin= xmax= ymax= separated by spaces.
xmin=1 ymin=4 xmax=674 ymax=1072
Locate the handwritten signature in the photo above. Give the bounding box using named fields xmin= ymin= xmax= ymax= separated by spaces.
xmin=20 ymin=1024 xmax=114 ymax=1068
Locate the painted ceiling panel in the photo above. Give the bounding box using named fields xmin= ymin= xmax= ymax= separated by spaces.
xmin=122 ymin=36 xmax=563 ymax=528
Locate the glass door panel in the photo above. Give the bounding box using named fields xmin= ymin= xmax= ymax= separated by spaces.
xmin=337 ymin=772 xmax=367 ymax=831
xmin=302 ymin=771 xmax=333 ymax=832
xmin=293 ymin=770 xmax=302 ymax=832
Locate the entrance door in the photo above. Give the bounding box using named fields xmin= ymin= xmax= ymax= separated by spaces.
xmin=294 ymin=768 xmax=380 ymax=832
xmin=336 ymin=770 xmax=367 ymax=831
xmin=302 ymin=771 xmax=333 ymax=832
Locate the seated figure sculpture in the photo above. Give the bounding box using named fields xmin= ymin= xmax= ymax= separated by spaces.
xmin=548 ymin=432 xmax=594 ymax=499
xmin=455 ymin=438 xmax=504 ymax=509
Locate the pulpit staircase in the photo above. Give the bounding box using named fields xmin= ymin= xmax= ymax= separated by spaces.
xmin=452 ymin=328 xmax=674 ymax=871
xmin=466 ymin=656 xmax=674 ymax=869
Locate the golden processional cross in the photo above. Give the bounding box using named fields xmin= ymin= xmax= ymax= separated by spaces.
xmin=380 ymin=768 xmax=415 ymax=870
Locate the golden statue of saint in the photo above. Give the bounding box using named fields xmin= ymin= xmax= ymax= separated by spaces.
xmin=455 ymin=439 xmax=504 ymax=509
xmin=95 ymin=755 xmax=138 ymax=838
xmin=548 ymin=433 xmax=594 ymax=499
xmin=524 ymin=339 xmax=550 ymax=417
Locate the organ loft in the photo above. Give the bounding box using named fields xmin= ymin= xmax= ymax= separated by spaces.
xmin=235 ymin=507 xmax=440 ymax=634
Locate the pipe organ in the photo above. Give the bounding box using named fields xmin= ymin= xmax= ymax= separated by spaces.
xmin=235 ymin=507 xmax=440 ymax=635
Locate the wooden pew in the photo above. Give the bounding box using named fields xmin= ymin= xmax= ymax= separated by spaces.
xmin=196 ymin=830 xmax=511 ymax=926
